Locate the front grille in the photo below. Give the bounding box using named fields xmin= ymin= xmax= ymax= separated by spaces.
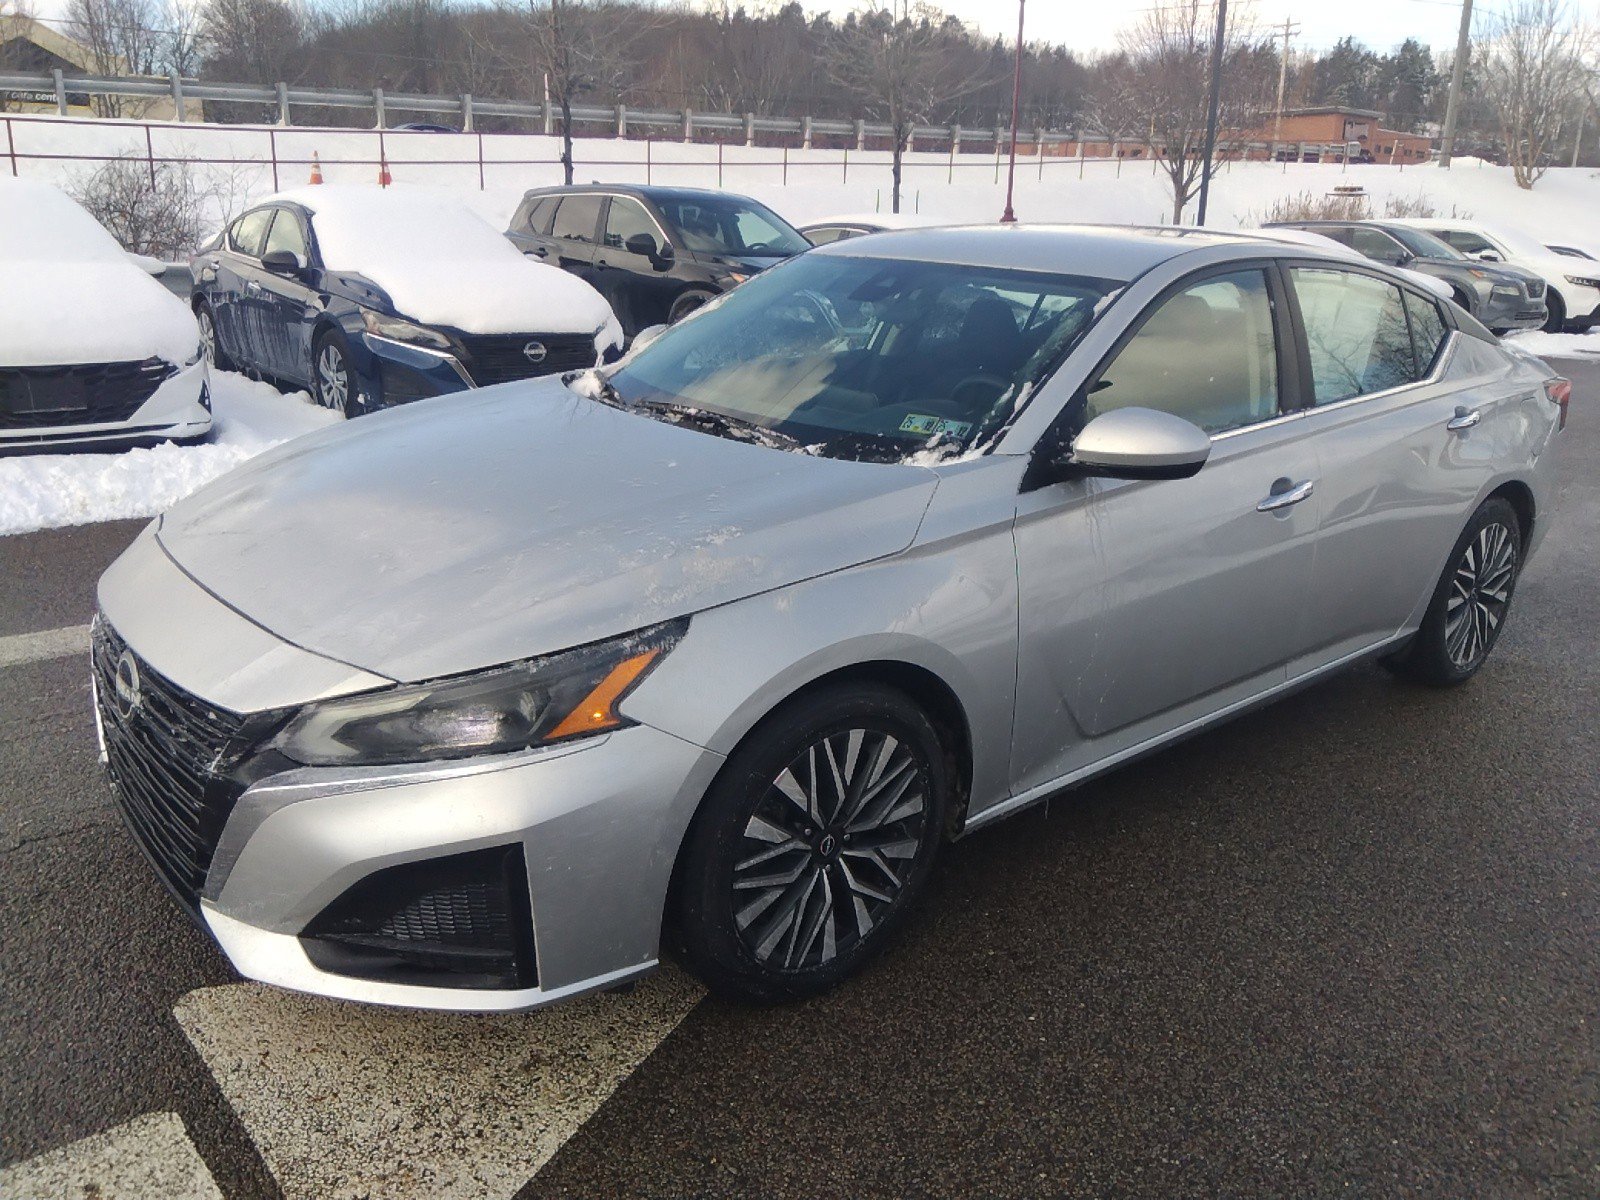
xmin=92 ymin=619 xmax=251 ymax=914
xmin=0 ymin=358 xmax=175 ymax=430
xmin=457 ymin=333 xmax=597 ymax=386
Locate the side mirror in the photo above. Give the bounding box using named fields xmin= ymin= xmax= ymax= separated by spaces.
xmin=261 ymin=249 xmax=303 ymax=274
xmin=1476 ymin=250 xmax=1502 ymax=263
xmin=1068 ymin=407 xmax=1211 ymax=480
xmin=630 ymin=324 xmax=668 ymax=353
xmin=624 ymin=231 xmax=659 ymax=259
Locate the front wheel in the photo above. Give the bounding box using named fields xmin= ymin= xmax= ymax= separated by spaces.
xmin=313 ymin=332 xmax=361 ymax=418
xmin=671 ymin=683 xmax=949 ymax=1003
xmin=1542 ymin=291 xmax=1567 ymax=334
xmin=668 ymin=290 xmax=714 ymax=325
xmin=195 ymin=304 xmax=234 ymax=372
xmin=1386 ymin=497 xmax=1523 ymax=686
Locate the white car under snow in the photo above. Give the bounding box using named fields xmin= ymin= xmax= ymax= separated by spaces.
xmin=0 ymin=178 xmax=209 ymax=452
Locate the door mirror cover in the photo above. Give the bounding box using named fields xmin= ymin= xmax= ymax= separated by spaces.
xmin=1069 ymin=407 xmax=1211 ymax=480
xmin=624 ymin=232 xmax=659 ymax=259
xmin=261 ymin=249 xmax=303 ymax=274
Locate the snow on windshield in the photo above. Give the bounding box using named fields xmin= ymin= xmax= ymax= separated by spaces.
xmin=272 ymin=186 xmax=621 ymax=348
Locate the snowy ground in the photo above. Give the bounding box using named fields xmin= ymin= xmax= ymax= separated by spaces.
xmin=1504 ymin=330 xmax=1600 ymax=359
xmin=0 ymin=372 xmax=341 ymax=536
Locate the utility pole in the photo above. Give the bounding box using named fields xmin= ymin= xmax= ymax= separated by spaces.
xmin=1196 ymin=0 xmax=1227 ymax=226
xmin=1438 ymin=0 xmax=1473 ymax=167
xmin=1271 ymin=17 xmax=1300 ymax=158
xmin=1000 ymin=0 xmax=1026 ymax=223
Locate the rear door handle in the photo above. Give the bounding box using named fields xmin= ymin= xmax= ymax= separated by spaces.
xmin=1446 ymin=406 xmax=1481 ymax=431
xmin=1257 ymin=479 xmax=1315 ymax=512
xmin=529 ymin=246 xmax=548 ymax=258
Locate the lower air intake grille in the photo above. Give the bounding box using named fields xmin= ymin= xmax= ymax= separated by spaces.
xmin=1 ymin=358 xmax=175 ymax=430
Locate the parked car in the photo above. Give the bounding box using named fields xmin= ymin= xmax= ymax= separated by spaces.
xmin=95 ymin=226 xmax=1567 ymax=1013
xmin=505 ymin=184 xmax=810 ymax=337
xmin=1388 ymin=217 xmax=1600 ymax=333
xmin=1265 ymin=219 xmax=1549 ymax=334
xmin=1247 ymin=226 xmax=1455 ymax=300
xmin=798 ymin=212 xmax=931 ymax=245
xmin=1547 ymin=244 xmax=1597 ymax=261
xmin=1 ymin=178 xmax=208 ymax=453
xmin=192 ymin=186 xmax=622 ymax=416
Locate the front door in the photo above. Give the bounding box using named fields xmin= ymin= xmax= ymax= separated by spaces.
xmin=254 ymin=208 xmax=319 ymax=386
xmin=594 ymin=196 xmax=675 ymax=335
xmin=1010 ymin=266 xmax=1320 ymax=795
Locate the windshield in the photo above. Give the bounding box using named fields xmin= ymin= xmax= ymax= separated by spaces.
xmin=653 ymin=195 xmax=810 ymax=258
xmin=1388 ymin=225 xmax=1464 ymax=260
xmin=600 ymin=253 xmax=1121 ymax=463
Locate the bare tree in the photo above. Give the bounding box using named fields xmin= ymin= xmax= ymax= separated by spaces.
xmin=68 ymin=155 xmax=212 ymax=257
xmin=1475 ymin=0 xmax=1594 ymax=188
xmin=64 ymin=0 xmax=160 ymax=114
xmin=827 ymin=2 xmax=992 ymax=214
xmin=1113 ymin=0 xmax=1273 ymax=223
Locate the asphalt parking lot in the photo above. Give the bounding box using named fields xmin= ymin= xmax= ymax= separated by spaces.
xmin=1 ymin=359 xmax=1596 ymax=1200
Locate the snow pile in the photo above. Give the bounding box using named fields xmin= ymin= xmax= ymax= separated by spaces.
xmin=0 ymin=177 xmax=199 ymax=368
xmin=0 ymin=372 xmax=341 ymax=535
xmin=272 ymin=185 xmax=622 ymax=352
xmin=1503 ymin=330 xmax=1600 ymax=359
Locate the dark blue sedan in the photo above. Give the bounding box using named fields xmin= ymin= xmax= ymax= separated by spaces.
xmin=191 ymin=188 xmax=622 ymax=416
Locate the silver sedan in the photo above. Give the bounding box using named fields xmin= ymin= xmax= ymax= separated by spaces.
xmin=93 ymin=226 xmax=1569 ymax=1011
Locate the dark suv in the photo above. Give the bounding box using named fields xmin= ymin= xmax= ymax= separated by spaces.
xmin=506 ymin=185 xmax=809 ymax=337
xmin=1265 ymin=220 xmax=1548 ymax=335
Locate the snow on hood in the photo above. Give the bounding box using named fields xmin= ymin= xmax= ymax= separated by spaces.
xmin=155 ymin=377 xmax=938 ymax=682
xmin=273 ymin=186 xmax=621 ymax=349
xmin=0 ymin=178 xmax=199 ymax=367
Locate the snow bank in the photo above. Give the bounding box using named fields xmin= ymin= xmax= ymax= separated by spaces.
xmin=0 ymin=177 xmax=199 ymax=368
xmin=1502 ymin=330 xmax=1600 ymax=360
xmin=0 ymin=372 xmax=341 ymax=535
xmin=272 ymin=185 xmax=620 ymax=349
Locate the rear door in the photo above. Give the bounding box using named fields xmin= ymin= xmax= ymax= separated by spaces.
xmin=508 ymin=194 xmax=560 ymax=262
xmin=254 ymin=208 xmax=320 ymax=385
xmin=1281 ymin=263 xmax=1501 ymax=672
xmin=546 ymin=194 xmax=603 ymax=283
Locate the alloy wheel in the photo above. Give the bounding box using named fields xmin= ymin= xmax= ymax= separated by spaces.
xmin=316 ymin=343 xmax=349 ymax=412
xmin=732 ymin=727 xmax=930 ymax=972
xmin=1445 ymin=520 xmax=1517 ymax=669
xmin=198 ymin=311 xmax=217 ymax=366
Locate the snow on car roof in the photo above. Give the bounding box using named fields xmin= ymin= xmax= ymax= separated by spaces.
xmin=271 ymin=186 xmax=620 ymax=342
xmin=0 ymin=176 xmax=131 ymax=265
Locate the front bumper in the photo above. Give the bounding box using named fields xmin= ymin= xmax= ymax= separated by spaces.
xmin=1477 ymin=289 xmax=1548 ymax=332
xmin=358 ymin=333 xmax=473 ymax=409
xmin=0 ymin=359 xmax=210 ymax=451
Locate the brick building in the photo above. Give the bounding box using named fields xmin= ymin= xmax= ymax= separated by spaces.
xmin=1249 ymin=106 xmax=1433 ymax=164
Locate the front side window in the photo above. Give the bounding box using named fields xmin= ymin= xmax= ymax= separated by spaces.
xmin=1291 ymin=268 xmax=1420 ymax=403
xmin=263 ymin=209 xmax=307 ymax=260
xmin=603 ymin=254 xmax=1119 ymax=462
xmin=1348 ymin=227 xmax=1410 ymax=264
xmin=551 ymin=195 xmax=602 ymax=243
xmin=653 ymin=196 xmax=809 ymax=258
xmin=805 ymin=227 xmax=851 ymax=246
xmin=1089 ymin=269 xmax=1280 ymax=435
xmin=1439 ymin=229 xmax=1495 ymax=256
xmin=604 ymin=197 xmax=661 ymax=251
xmin=229 ymin=209 xmax=272 ymax=257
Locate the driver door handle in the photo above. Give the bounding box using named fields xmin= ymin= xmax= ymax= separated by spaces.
xmin=1256 ymin=479 xmax=1314 ymax=512
xmin=1446 ymin=406 xmax=1481 ymax=431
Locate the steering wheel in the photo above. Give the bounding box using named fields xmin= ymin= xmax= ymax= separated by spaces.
xmin=948 ymin=371 xmax=1009 ymax=410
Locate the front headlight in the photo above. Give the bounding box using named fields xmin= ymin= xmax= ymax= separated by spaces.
xmin=1564 ymin=274 xmax=1600 ymax=289
xmin=361 ymin=309 xmax=454 ymax=352
xmin=1491 ymin=283 xmax=1521 ymax=297
xmin=274 ymin=619 xmax=686 ymax=767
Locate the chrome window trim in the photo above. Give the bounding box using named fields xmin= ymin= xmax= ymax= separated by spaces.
xmin=594 ymin=192 xmax=674 ymax=253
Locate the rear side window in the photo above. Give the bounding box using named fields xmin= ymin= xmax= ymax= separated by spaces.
xmin=1091 ymin=269 xmax=1280 ymax=435
xmin=1405 ymin=291 xmax=1449 ymax=372
xmin=229 ymin=209 xmax=272 ymax=257
xmin=551 ymin=195 xmax=602 ymax=243
xmin=1290 ymin=268 xmax=1419 ymax=403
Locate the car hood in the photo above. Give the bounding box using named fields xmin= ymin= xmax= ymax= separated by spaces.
xmin=156 ymin=378 xmax=939 ymax=683
xmin=0 ymin=262 xmax=198 ymax=368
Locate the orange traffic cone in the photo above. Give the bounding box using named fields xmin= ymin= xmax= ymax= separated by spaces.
xmin=378 ymin=155 xmax=392 ymax=187
xmin=308 ymin=151 xmax=323 ymax=185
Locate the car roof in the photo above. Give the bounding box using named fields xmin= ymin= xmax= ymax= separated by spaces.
xmin=522 ymin=184 xmax=758 ymax=204
xmin=809 ymin=223 xmax=1296 ymax=279
xmin=1386 ymin=217 xmax=1479 ymax=231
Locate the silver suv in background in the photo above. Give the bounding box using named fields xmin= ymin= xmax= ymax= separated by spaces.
xmin=94 ymin=227 xmax=1567 ymax=1012
xmin=1266 ymin=219 xmax=1549 ymax=335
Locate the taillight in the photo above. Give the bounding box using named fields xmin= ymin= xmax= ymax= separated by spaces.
xmin=1545 ymin=377 xmax=1570 ymax=431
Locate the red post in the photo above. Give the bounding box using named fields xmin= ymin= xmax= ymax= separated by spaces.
xmin=782 ymin=143 xmax=788 ymax=186
xmin=144 ymin=122 xmax=157 ymax=189
xmin=1000 ymin=0 xmax=1026 ymax=223
xmin=646 ymin=136 xmax=652 ymax=185
xmin=478 ymin=131 xmax=485 ymax=190
xmin=717 ymin=139 xmax=723 ymax=189
xmin=4 ymin=118 xmax=16 ymax=177
xmin=269 ymin=127 xmax=279 ymax=191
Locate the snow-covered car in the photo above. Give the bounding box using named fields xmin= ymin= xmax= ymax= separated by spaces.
xmin=1391 ymin=217 xmax=1600 ymax=333
xmin=192 ymin=187 xmax=623 ymax=416
xmin=1 ymin=178 xmax=209 ymax=453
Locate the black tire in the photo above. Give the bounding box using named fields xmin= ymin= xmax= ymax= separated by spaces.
xmin=312 ymin=330 xmax=361 ymax=418
xmin=668 ymin=290 xmax=715 ymax=325
xmin=1449 ymin=286 xmax=1475 ymax=315
xmin=1542 ymin=290 xmax=1566 ymax=334
xmin=195 ymin=303 xmax=234 ymax=372
xmin=671 ymin=682 xmax=950 ymax=1003
xmin=1386 ymin=497 xmax=1523 ymax=686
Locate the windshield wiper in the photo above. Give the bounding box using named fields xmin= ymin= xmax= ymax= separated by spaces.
xmin=561 ymin=370 xmax=628 ymax=409
xmin=632 ymin=398 xmax=803 ymax=450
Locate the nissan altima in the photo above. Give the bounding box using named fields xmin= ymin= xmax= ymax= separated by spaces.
xmin=94 ymin=226 xmax=1568 ymax=1010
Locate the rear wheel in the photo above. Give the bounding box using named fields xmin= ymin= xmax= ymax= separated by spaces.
xmin=1386 ymin=497 xmax=1522 ymax=686
xmin=671 ymin=682 xmax=949 ymax=1003
xmin=195 ymin=304 xmax=233 ymax=372
xmin=313 ymin=331 xmax=360 ymax=418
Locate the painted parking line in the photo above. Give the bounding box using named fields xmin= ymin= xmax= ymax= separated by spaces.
xmin=175 ymin=971 xmax=705 ymax=1200
xmin=0 ymin=624 xmax=90 ymax=670
xmin=0 ymin=1112 xmax=222 ymax=1200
